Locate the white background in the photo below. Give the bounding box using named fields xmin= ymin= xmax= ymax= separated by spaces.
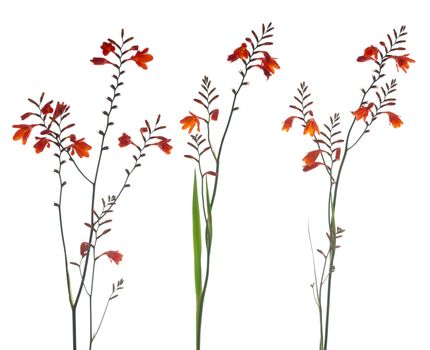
xmin=1 ymin=0 xmax=429 ymax=349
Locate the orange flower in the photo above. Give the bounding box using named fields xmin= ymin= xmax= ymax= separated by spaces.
xmin=156 ymin=137 xmax=173 ymax=155
xmin=80 ymin=242 xmax=90 ymax=257
xmin=90 ymin=57 xmax=114 ymax=65
xmin=33 ymin=137 xmax=51 ymax=153
xmin=390 ymin=54 xmax=415 ymax=73
xmin=104 ymin=250 xmax=123 ymax=265
xmin=357 ymin=45 xmax=379 ymax=62
xmin=12 ymin=124 xmax=37 ymax=144
xmin=130 ymin=48 xmax=153 ymax=69
xmin=101 ymin=42 xmax=115 ymax=56
xmin=303 ymin=119 xmax=320 ymax=136
xmin=118 ymin=133 xmax=133 ymax=147
xmin=41 ymin=101 xmax=54 ymax=115
xmin=69 ymin=134 xmax=92 ymax=158
xmin=303 ymin=150 xmax=322 ymax=165
xmin=227 ymin=43 xmax=249 ymax=62
xmin=303 ymin=162 xmax=324 ymax=172
xmin=259 ymin=52 xmax=280 ymax=79
xmin=180 ymin=112 xmax=200 ymax=134
xmin=385 ymin=112 xmax=403 ymax=128
xmin=351 ymin=103 xmax=374 ymax=121
xmin=282 ymin=116 xmax=299 ymax=132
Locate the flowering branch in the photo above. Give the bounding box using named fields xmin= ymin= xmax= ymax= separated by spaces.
xmin=282 ymin=26 xmax=413 ymax=350
xmin=181 ymin=22 xmax=279 ymax=350
xmin=12 ymin=29 xmax=170 ymax=350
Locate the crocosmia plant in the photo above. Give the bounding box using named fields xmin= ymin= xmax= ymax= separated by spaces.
xmin=12 ymin=30 xmax=171 ymax=350
xmin=282 ymin=26 xmax=413 ymax=350
xmin=180 ymin=23 xmax=279 ymax=350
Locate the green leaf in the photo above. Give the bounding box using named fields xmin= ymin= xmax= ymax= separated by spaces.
xmin=192 ymin=171 xmax=202 ymax=305
xmin=205 ymin=178 xmax=213 ymax=245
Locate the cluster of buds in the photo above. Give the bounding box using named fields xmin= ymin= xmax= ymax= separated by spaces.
xmin=91 ymin=29 xmax=153 ymax=69
xmin=118 ymin=116 xmax=172 ymax=155
xmin=227 ymin=22 xmax=279 ymax=79
xmin=13 ymin=94 xmax=91 ymax=158
xmin=282 ymin=26 xmax=414 ymax=173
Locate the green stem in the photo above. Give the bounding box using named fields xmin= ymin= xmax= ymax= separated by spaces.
xmin=92 ymin=295 xmax=112 ymax=342
xmin=196 ymin=246 xmax=211 ymax=350
xmin=74 ymin=44 xmax=124 ymax=309
xmin=210 ymin=73 xmax=246 ymax=207
xmin=323 ymin=204 xmax=336 ymax=350
xmin=321 ymin=43 xmax=388 ymax=348
xmin=194 ymin=25 xmax=272 ymax=349
xmin=195 ymin=63 xmax=249 ymax=350
xmin=72 ymin=307 xmax=77 ymax=350
xmin=88 ymin=244 xmax=97 ymax=350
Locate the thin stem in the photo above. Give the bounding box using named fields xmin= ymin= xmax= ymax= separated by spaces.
xmin=72 ymin=307 xmax=77 ymax=350
xmin=196 ymin=27 xmax=271 ymax=350
xmin=196 ymin=247 xmax=211 ymax=350
xmin=92 ymin=296 xmax=112 ymax=341
xmin=56 ymin=151 xmax=74 ymax=307
xmin=79 ymin=259 xmax=91 ymax=296
xmin=62 ymin=146 xmax=93 ymax=184
xmin=91 ymin=129 xmax=158 ymax=227
xmin=321 ymin=40 xmax=397 ymax=350
xmin=74 ymin=43 xmax=125 ymax=309
xmin=307 ymin=221 xmax=324 ymax=348
xmin=206 ymin=121 xmax=217 ymax=161
xmin=88 ymin=244 xmax=97 ymax=350
xmin=85 ymin=129 xmax=154 ymax=349
xmin=69 ymin=39 xmax=125 ymax=350
xmin=196 ymin=64 xmax=247 ymax=350
xmin=47 ymin=114 xmax=78 ymax=350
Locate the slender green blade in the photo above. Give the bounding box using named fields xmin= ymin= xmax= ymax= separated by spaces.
xmin=205 ymin=178 xmax=213 ymax=244
xmin=192 ymin=171 xmax=202 ymax=304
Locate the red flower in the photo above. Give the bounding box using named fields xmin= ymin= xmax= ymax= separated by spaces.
xmin=91 ymin=57 xmax=114 ymax=65
xmin=156 ymin=137 xmax=173 ymax=154
xmin=335 ymin=147 xmax=341 ymax=161
xmin=385 ymin=112 xmax=403 ymax=128
xmin=357 ymin=45 xmax=379 ymax=62
xmin=259 ymin=52 xmax=280 ymax=79
xmin=227 ymin=43 xmax=249 ymax=62
xmin=80 ymin=242 xmax=90 ymax=257
xmin=303 ymin=119 xmax=320 ymax=136
xmin=12 ymin=124 xmax=37 ymax=144
xmin=69 ymin=134 xmax=92 ymax=158
xmin=33 ymin=137 xmax=51 ymax=153
xmin=390 ymin=54 xmax=415 ymax=73
xmin=101 ymin=42 xmax=115 ymax=56
xmin=53 ymin=102 xmax=68 ymax=120
xmin=104 ymin=250 xmax=123 ymax=265
xmin=351 ymin=103 xmax=374 ymax=121
xmin=130 ymin=48 xmax=153 ymax=69
xmin=282 ymin=116 xmax=299 ymax=132
xmin=303 ymin=150 xmax=322 ymax=165
xmin=140 ymin=127 xmax=148 ymax=135
xmin=303 ymin=162 xmax=324 ymax=172
xmin=41 ymin=101 xmax=54 ymax=115
xmin=118 ymin=133 xmax=133 ymax=147
xmin=180 ymin=112 xmax=200 ymax=134
xmin=210 ymin=109 xmax=219 ymax=121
